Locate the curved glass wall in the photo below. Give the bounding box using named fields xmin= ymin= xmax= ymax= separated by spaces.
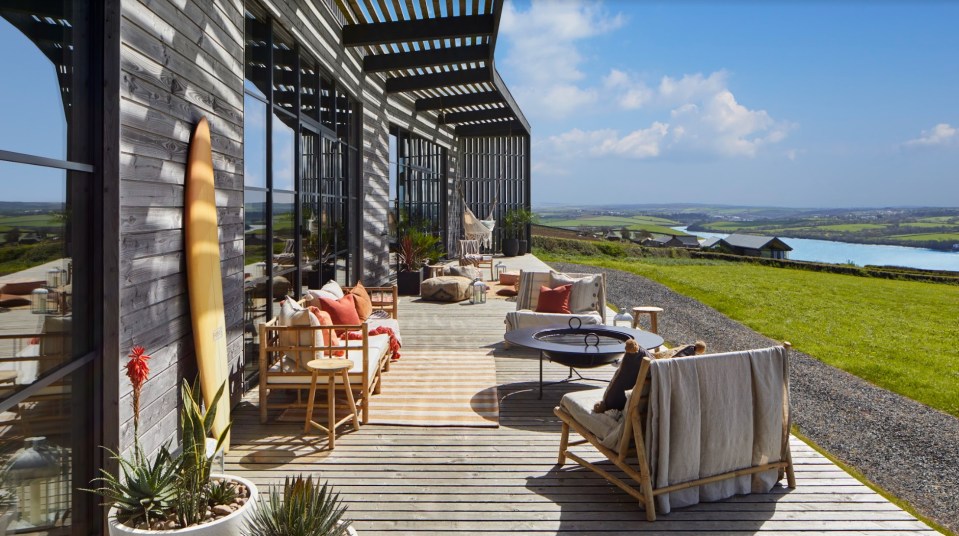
xmin=0 ymin=1 xmax=99 ymax=533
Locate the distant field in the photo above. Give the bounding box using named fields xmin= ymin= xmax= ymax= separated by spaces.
xmin=817 ymin=223 xmax=886 ymax=232
xmin=541 ymin=214 xmax=686 ymax=236
xmin=889 ymin=232 xmax=959 ymax=242
xmin=0 ymin=214 xmax=61 ymax=232
xmin=538 ymin=250 xmax=959 ymax=417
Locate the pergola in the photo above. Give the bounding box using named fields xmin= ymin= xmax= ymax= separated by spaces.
xmin=335 ymin=0 xmax=530 ymax=137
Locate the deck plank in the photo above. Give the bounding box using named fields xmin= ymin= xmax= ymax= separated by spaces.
xmin=227 ymin=255 xmax=934 ymax=534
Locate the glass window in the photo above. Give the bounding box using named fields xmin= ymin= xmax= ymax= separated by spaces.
xmin=244 ymin=94 xmax=267 ymax=189
xmin=0 ymin=3 xmax=97 ymax=533
xmin=271 ymin=111 xmax=295 ymax=192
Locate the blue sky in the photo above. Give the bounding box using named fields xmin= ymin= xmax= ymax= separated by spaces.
xmin=497 ymin=1 xmax=959 ymax=208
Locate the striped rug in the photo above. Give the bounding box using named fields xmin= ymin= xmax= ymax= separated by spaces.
xmin=369 ymin=349 xmax=499 ymax=427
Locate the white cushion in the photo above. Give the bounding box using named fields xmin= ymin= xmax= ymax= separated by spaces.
xmin=304 ymin=280 xmax=344 ymax=308
xmin=277 ymin=298 xmax=322 ymax=367
xmin=560 ymin=388 xmax=628 ymax=450
xmin=550 ymin=272 xmax=603 ymax=314
xmin=505 ymin=310 xmax=602 ymax=333
xmin=367 ymin=318 xmax=402 ymax=346
xmin=266 ymin=334 xmax=390 ymax=386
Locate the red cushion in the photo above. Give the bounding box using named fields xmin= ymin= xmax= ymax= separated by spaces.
xmin=318 ymin=293 xmax=361 ymax=325
xmin=535 ymin=284 xmax=572 ymax=314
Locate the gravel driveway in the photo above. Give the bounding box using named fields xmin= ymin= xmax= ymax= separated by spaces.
xmin=552 ymin=262 xmax=959 ymax=534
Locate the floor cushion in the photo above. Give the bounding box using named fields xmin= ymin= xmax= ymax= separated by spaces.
xmin=420 ymin=276 xmax=472 ymax=302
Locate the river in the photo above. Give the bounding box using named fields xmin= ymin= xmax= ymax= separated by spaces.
xmin=673 ymin=227 xmax=959 ymax=273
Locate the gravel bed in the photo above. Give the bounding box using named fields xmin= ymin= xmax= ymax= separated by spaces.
xmin=552 ymin=262 xmax=959 ymax=533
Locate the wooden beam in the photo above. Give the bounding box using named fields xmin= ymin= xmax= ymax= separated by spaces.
xmin=440 ymin=106 xmax=513 ymax=124
xmin=363 ymin=44 xmax=489 ymax=72
xmin=415 ymin=90 xmax=502 ymax=110
xmin=343 ymin=14 xmax=495 ymax=46
xmin=491 ymin=64 xmax=530 ymax=135
xmin=455 ymin=120 xmax=525 ymax=137
xmin=385 ymin=67 xmax=489 ymax=92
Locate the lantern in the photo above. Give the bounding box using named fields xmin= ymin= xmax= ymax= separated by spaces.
xmin=30 ymin=289 xmax=49 ymax=315
xmin=470 ymin=278 xmax=487 ymax=304
xmin=494 ymin=261 xmax=506 ymax=281
xmin=612 ymin=305 xmax=633 ymax=327
xmin=5 ymin=437 xmax=65 ymax=529
xmin=45 ymin=268 xmax=63 ymax=288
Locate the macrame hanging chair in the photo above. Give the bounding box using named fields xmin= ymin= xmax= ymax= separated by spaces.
xmin=463 ymin=204 xmax=496 ymax=249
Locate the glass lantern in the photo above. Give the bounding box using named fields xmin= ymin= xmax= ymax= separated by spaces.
xmin=470 ymin=278 xmax=487 ymax=304
xmin=30 ymin=289 xmax=49 ymax=315
xmin=612 ymin=305 xmax=633 ymax=327
xmin=45 ymin=268 xmax=63 ymax=288
xmin=5 ymin=437 xmax=65 ymax=529
xmin=494 ymin=262 xmax=506 ymax=281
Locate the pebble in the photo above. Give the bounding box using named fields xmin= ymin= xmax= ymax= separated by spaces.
xmin=212 ymin=505 xmax=233 ymax=517
xmin=552 ymin=262 xmax=959 ymax=533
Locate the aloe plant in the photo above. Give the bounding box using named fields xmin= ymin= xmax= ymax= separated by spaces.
xmin=85 ymin=444 xmax=178 ymax=527
xmin=244 ymin=475 xmax=351 ymax=536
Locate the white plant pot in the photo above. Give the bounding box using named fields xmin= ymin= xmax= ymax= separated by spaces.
xmin=108 ymin=474 xmax=258 ymax=536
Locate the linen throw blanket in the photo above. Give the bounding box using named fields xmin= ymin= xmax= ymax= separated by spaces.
xmin=645 ymin=346 xmax=788 ymax=514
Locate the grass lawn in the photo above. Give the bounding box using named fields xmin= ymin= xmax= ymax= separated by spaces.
xmin=538 ymin=252 xmax=959 ymax=417
xmin=889 ymin=232 xmax=959 ymax=242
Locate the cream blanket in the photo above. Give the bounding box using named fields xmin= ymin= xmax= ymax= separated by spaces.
xmin=645 ymin=346 xmax=789 ymax=514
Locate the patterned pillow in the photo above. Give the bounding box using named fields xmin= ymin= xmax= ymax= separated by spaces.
xmin=549 ymin=272 xmax=602 ymax=313
xmin=277 ymin=298 xmax=322 ymax=369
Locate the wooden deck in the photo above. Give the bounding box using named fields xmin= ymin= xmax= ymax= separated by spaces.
xmin=227 ymin=256 xmax=936 ymax=535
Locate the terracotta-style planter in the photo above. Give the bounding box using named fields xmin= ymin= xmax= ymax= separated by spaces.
xmin=107 ymin=475 xmax=258 ymax=536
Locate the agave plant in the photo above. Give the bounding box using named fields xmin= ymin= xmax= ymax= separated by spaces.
xmin=85 ymin=445 xmax=178 ymax=528
xmin=244 ymin=475 xmax=351 ymax=536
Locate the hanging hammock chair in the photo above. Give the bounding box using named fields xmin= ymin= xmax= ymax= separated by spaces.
xmin=463 ymin=204 xmax=496 ymax=249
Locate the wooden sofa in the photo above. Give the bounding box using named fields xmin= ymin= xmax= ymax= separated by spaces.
xmin=504 ymin=271 xmax=607 ymax=346
xmin=554 ymin=344 xmax=795 ymax=520
xmin=258 ymin=285 xmax=398 ymax=425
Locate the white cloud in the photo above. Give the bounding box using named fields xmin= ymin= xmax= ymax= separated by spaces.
xmin=904 ymin=123 xmax=957 ymax=147
xmin=500 ymin=0 xmax=625 ymax=119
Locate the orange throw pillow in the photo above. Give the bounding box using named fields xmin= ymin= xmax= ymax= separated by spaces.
xmin=319 ymin=293 xmax=361 ymax=325
xmin=308 ymin=306 xmax=343 ymax=356
xmin=350 ymin=281 xmax=373 ymax=321
xmin=535 ymin=284 xmax=572 ymax=314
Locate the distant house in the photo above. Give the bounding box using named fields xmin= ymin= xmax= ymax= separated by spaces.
xmin=701 ymin=237 xmax=722 ymax=249
xmin=670 ymin=235 xmax=701 ymax=249
xmin=641 ymin=235 xmax=672 ymax=247
xmin=605 ymin=230 xmax=622 ymax=241
xmin=706 ymin=234 xmax=792 ymax=259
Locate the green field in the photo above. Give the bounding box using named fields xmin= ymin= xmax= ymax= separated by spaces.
xmin=817 ymin=223 xmax=886 ymax=232
xmin=538 ymin=250 xmax=959 ymax=417
xmin=889 ymin=232 xmax=959 ymax=242
xmin=541 ymin=214 xmax=686 ymax=236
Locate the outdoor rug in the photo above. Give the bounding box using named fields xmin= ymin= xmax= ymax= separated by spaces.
xmin=369 ymin=349 xmax=500 ymax=427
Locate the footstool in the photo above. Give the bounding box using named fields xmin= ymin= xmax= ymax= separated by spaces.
xmin=420 ymin=276 xmax=472 ymax=302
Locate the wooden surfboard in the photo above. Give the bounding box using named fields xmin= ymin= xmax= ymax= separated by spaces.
xmin=184 ymin=117 xmax=231 ymax=451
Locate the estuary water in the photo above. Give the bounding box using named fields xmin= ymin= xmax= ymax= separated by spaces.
xmin=673 ymin=227 xmax=959 ymax=273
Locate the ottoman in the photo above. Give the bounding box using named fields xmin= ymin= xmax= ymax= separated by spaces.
xmin=420 ymin=276 xmax=472 ymax=302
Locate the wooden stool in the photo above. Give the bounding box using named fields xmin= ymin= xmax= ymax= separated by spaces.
xmin=304 ymin=359 xmax=360 ymax=450
xmin=425 ymin=264 xmax=446 ymax=279
xmin=631 ymin=306 xmax=664 ymax=334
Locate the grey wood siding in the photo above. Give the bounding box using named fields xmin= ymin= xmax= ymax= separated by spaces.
xmin=117 ymin=0 xmax=245 ymax=455
xmin=115 ymin=0 xmax=460 ymax=454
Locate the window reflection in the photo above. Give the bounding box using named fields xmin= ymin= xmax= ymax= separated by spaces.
xmin=272 ymin=112 xmax=295 ymax=192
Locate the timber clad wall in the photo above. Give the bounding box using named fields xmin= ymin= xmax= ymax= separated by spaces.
xmin=115 ymin=0 xmax=461 ymax=452
xmin=116 ymin=0 xmax=245 ymax=454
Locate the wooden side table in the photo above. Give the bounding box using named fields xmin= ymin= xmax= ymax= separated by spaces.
xmin=304 ymin=358 xmax=360 ymax=449
xmin=425 ymin=264 xmax=446 ymax=279
xmin=631 ymin=306 xmax=664 ymax=334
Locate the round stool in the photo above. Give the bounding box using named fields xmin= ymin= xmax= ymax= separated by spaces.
xmin=631 ymin=306 xmax=664 ymax=334
xmin=304 ymin=358 xmax=360 ymax=450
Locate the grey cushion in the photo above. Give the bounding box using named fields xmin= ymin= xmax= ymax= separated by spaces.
xmin=448 ymin=264 xmax=481 ymax=280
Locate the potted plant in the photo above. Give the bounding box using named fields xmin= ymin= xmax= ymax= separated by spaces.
xmin=396 ymin=229 xmax=440 ymax=295
xmin=86 ymin=347 xmax=258 ymax=534
xmin=502 ymin=209 xmax=532 ymax=257
xmin=244 ymin=474 xmax=355 ymax=536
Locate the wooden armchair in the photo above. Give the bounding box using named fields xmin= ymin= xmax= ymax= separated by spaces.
xmin=554 ymin=345 xmax=795 ymax=520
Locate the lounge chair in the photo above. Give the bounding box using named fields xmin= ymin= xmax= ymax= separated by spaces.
xmin=554 ymin=344 xmax=796 ymax=520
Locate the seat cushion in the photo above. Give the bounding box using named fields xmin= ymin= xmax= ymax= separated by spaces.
xmin=367 ymin=318 xmax=402 ymax=346
xmin=535 ymin=284 xmax=572 ymax=314
xmin=505 ymin=310 xmax=602 ymax=333
xmin=266 ymin=334 xmax=390 ymax=386
xmin=421 ymin=276 xmax=472 ymax=302
xmin=560 ymin=388 xmax=628 ymax=450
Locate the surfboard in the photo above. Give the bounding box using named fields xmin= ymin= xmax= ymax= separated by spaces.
xmin=184 ymin=117 xmax=231 ymax=451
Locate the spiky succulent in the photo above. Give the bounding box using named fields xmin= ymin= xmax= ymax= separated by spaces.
xmin=244 ymin=475 xmax=351 ymax=536
xmin=85 ymin=445 xmax=178 ymax=527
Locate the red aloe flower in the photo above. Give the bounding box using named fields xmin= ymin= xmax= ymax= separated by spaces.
xmin=126 ymin=346 xmax=151 ymax=443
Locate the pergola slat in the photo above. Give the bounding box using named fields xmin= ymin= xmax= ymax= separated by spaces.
xmin=440 ymin=106 xmax=513 ymax=124
xmin=385 ymin=67 xmax=489 ymax=92
xmin=455 ymin=120 xmax=525 ymax=137
xmin=343 ymin=14 xmax=495 ymax=46
xmin=364 ymin=44 xmax=489 ymax=72
xmin=415 ymin=90 xmax=501 ymax=110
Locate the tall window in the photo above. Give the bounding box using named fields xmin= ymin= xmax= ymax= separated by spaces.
xmin=243 ymin=5 xmax=360 ymax=383
xmin=460 ymin=136 xmax=530 ymax=251
xmin=389 ymin=127 xmax=447 ymax=240
xmin=0 ymin=2 xmax=99 ymax=533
